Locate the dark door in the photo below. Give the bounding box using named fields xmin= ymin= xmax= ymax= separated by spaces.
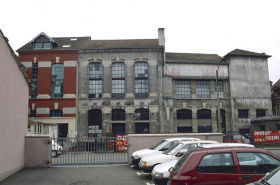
xmin=112 ymin=123 xmax=125 ymax=136
xmin=135 ymin=123 xmax=149 ymax=133
xmin=198 ymin=126 xmax=212 ymax=133
xmin=177 ymin=127 xmax=192 ymax=133
xmin=58 ymin=123 xmax=68 ymax=138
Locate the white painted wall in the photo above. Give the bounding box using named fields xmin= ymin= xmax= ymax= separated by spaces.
xmin=0 ymin=32 xmax=29 ymax=181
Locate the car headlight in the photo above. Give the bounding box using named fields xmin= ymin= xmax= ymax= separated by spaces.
xmin=154 ymin=172 xmax=163 ymax=178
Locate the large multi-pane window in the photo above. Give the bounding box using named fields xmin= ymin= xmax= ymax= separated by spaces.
xmin=112 ymin=62 xmax=125 ymax=98
xmin=89 ymin=63 xmax=102 ymax=98
xmin=50 ymin=110 xmax=63 ymax=117
xmin=88 ymin=109 xmax=102 ymax=137
xmin=112 ymin=109 xmax=125 ymax=121
xmin=34 ymin=42 xmax=42 ymax=49
xmin=197 ymin=109 xmax=211 ymax=119
xmin=135 ymin=108 xmax=149 ymax=120
xmin=31 ymin=63 xmax=38 ymax=98
xmin=30 ymin=110 xmax=36 ymax=117
xmin=51 ymin=64 xmax=64 ymax=98
xmin=215 ymin=81 xmax=224 ymax=98
xmin=135 ymin=62 xmax=148 ymax=98
xmin=176 ymin=80 xmax=191 ymax=98
xmin=43 ymin=42 xmax=51 ymax=48
xmin=177 ymin=109 xmax=192 ymax=119
xmin=196 ymin=81 xmax=210 ymax=98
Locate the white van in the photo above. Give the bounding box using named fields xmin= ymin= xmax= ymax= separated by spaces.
xmin=131 ymin=137 xmax=200 ymax=165
xmin=52 ymin=140 xmax=63 ymax=158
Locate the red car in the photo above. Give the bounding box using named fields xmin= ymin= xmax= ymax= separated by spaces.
xmin=168 ymin=147 xmax=280 ymax=185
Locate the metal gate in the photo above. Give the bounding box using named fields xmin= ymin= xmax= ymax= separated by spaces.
xmin=50 ymin=137 xmax=128 ymax=166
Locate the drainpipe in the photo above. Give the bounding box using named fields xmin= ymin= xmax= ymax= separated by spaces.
xmin=76 ymin=60 xmax=79 ymax=138
xmin=227 ymin=58 xmax=234 ymax=135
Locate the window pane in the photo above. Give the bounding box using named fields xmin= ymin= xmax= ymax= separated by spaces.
xmin=50 ymin=110 xmax=63 ymax=117
xmin=176 ymin=80 xmax=191 ymax=98
xmin=237 ymin=152 xmax=280 ymax=174
xmin=51 ymin=64 xmax=64 ymax=98
xmin=112 ymin=109 xmax=125 ymax=121
xmin=238 ymin=110 xmax=249 ymax=118
xmin=197 ymin=153 xmax=235 ymax=173
xmin=197 ymin=109 xmax=211 ymax=119
xmin=34 ymin=42 xmax=41 ymax=48
xmin=135 ymin=108 xmax=149 ymax=120
xmin=135 ymin=79 xmax=148 ymax=97
xmin=196 ymin=81 xmax=210 ymax=98
xmin=135 ymin=62 xmax=148 ymax=78
xmin=43 ymin=42 xmax=51 ymax=48
xmin=177 ymin=109 xmax=192 ymax=119
xmin=112 ymin=62 xmax=125 ymax=78
xmin=112 ymin=80 xmax=125 ymax=98
xmin=256 ymin=109 xmax=266 ymax=117
xmin=215 ymin=81 xmax=224 ymax=98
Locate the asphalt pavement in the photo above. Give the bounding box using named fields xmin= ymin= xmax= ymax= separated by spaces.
xmin=0 ymin=164 xmax=153 ymax=185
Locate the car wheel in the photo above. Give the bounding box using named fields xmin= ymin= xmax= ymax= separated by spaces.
xmin=52 ymin=150 xmax=58 ymax=158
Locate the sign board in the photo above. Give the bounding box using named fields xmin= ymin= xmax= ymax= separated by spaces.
xmin=116 ymin=134 xmax=128 ymax=152
xmin=253 ymin=131 xmax=280 ymax=143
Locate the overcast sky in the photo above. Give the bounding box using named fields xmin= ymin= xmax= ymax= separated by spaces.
xmin=1 ymin=0 xmax=279 ymax=83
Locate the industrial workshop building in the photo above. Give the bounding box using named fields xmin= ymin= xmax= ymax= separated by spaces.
xmin=17 ymin=28 xmax=272 ymax=137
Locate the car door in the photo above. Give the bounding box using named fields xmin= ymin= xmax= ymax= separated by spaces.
xmin=233 ymin=151 xmax=280 ymax=185
xmin=193 ymin=152 xmax=238 ymax=184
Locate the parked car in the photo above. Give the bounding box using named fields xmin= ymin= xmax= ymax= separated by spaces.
xmin=224 ymin=134 xmax=250 ymax=143
xmin=168 ymin=147 xmax=280 ymax=185
xmin=131 ymin=137 xmax=201 ymax=166
xmin=152 ymin=142 xmax=254 ymax=185
xmin=247 ymin=166 xmax=280 ymax=185
xmin=139 ymin=140 xmax=217 ymax=173
xmin=52 ymin=140 xmax=63 ymax=158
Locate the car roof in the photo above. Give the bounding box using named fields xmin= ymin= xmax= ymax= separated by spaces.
xmin=179 ymin=140 xmax=218 ymax=144
xmin=199 ymin=143 xmax=254 ymax=148
xmin=164 ymin=138 xmax=200 ymax=141
xmin=192 ymin=147 xmax=268 ymax=154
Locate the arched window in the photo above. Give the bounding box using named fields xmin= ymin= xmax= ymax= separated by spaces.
xmin=135 ymin=108 xmax=149 ymax=120
xmin=177 ymin=109 xmax=192 ymax=119
xmin=51 ymin=64 xmax=64 ymax=98
xmin=197 ymin=109 xmax=211 ymax=119
xmin=135 ymin=62 xmax=148 ymax=98
xmin=112 ymin=62 xmax=125 ymax=98
xmin=89 ymin=62 xmax=102 ymax=98
xmin=112 ymin=109 xmax=125 ymax=121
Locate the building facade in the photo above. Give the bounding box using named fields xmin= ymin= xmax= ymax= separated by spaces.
xmin=271 ymin=79 xmax=280 ymax=115
xmin=17 ymin=29 xmax=273 ymax=137
xmin=18 ymin=32 xmax=79 ymax=138
xmin=0 ymin=29 xmax=32 ymax=181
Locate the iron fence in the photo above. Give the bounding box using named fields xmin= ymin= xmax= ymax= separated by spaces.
xmin=51 ymin=137 xmax=128 ymax=166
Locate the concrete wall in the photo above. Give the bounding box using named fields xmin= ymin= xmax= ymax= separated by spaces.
xmin=228 ymin=56 xmax=272 ymax=131
xmin=24 ymin=135 xmax=50 ymax=168
xmin=0 ymin=33 xmax=29 ymax=181
xmin=128 ymin=133 xmax=223 ymax=164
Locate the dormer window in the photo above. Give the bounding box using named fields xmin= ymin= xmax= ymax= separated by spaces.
xmin=43 ymin=42 xmax=51 ymax=48
xmin=34 ymin=42 xmax=42 ymax=49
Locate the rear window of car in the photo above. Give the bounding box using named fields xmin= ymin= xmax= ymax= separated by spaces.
xmin=197 ymin=153 xmax=236 ymax=173
xmin=237 ymin=152 xmax=280 ymax=174
xmin=172 ymin=152 xmax=191 ymax=173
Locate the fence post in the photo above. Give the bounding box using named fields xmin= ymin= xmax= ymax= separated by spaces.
xmin=261 ymin=134 xmax=264 ymax=149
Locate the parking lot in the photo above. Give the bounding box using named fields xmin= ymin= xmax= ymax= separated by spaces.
xmin=1 ymin=164 xmax=154 ymax=185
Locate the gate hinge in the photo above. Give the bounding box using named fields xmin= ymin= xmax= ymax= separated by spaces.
xmin=44 ymin=140 xmax=51 ymax=144
xmin=44 ymin=160 xmax=51 ymax=164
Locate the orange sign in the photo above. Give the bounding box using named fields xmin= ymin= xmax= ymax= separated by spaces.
xmin=253 ymin=131 xmax=280 ymax=143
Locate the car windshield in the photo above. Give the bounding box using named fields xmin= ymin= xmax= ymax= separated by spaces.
xmin=172 ymin=152 xmax=191 ymax=173
xmin=150 ymin=140 xmax=167 ymax=150
xmin=163 ymin=143 xmax=184 ymax=155
xmin=262 ymin=166 xmax=280 ymax=184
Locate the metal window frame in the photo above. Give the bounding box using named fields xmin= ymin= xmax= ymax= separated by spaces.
xmin=177 ymin=109 xmax=192 ymax=119
xmin=51 ymin=64 xmax=64 ymax=98
xmin=175 ymin=80 xmax=191 ymax=98
xmin=196 ymin=80 xmax=210 ymax=98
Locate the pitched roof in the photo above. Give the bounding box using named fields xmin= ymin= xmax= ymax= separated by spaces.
xmin=17 ymin=33 xmax=159 ymax=51
xmin=0 ymin=29 xmax=32 ymax=87
xmin=224 ymin=49 xmax=271 ymax=58
xmin=29 ymin=32 xmax=55 ymax=43
xmin=271 ymin=79 xmax=280 ymax=90
xmin=166 ymin=52 xmax=225 ymax=64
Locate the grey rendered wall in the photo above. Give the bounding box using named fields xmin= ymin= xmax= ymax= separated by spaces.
xmin=229 ymin=56 xmax=272 ymax=131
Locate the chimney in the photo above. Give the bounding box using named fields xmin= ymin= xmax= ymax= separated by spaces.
xmin=158 ymin=28 xmax=165 ymax=47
